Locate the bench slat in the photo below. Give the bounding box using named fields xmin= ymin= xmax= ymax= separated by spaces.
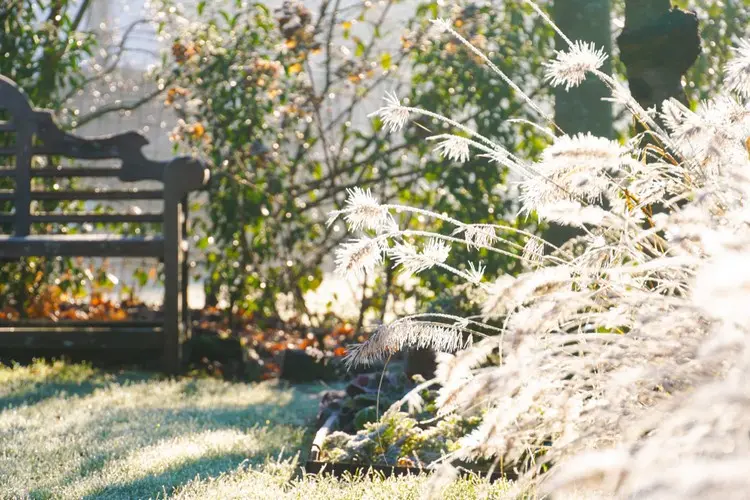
xmin=0 ymin=167 xmax=132 ymax=178
xmin=0 ymin=320 xmax=163 ymax=328
xmin=0 ymin=190 xmax=164 ymax=201
xmin=0 ymin=234 xmax=164 ymax=257
xmin=0 ymin=214 xmax=162 ymax=224
xmin=32 ymin=213 xmax=162 ymax=224
xmin=0 ymin=327 xmax=163 ymax=350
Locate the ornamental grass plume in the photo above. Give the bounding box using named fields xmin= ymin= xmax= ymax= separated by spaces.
xmin=724 ymin=39 xmax=750 ymax=98
xmin=429 ymin=134 xmax=472 ymax=163
xmin=327 ymin=187 xmax=392 ymax=232
xmin=324 ymin=7 xmax=750 ymax=499
xmin=543 ymin=41 xmax=608 ymax=91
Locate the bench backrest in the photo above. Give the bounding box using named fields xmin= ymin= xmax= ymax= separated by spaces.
xmin=0 ymin=75 xmax=172 ymax=237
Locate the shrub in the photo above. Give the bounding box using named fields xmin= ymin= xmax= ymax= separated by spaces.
xmin=155 ymin=0 xmax=553 ymax=322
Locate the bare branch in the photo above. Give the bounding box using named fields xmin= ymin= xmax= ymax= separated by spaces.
xmin=73 ymin=83 xmax=167 ymax=129
xmin=70 ymin=0 xmax=92 ymax=32
xmin=61 ymin=19 xmax=152 ymax=103
xmin=324 ymin=0 xmax=343 ymax=92
xmin=299 ymin=169 xmax=423 ymax=212
xmin=304 ymin=59 xmax=335 ymax=174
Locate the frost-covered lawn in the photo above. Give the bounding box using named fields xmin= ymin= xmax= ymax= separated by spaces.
xmin=0 ymin=361 xmax=505 ymax=499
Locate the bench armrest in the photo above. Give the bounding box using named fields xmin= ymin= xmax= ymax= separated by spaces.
xmin=163 ymin=157 xmax=211 ymax=201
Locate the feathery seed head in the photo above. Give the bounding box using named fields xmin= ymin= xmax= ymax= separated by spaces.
xmin=369 ymin=91 xmax=410 ymax=133
xmin=661 ymin=98 xmax=693 ymax=135
xmin=453 ymin=224 xmax=498 ymax=249
xmin=340 ymin=187 xmax=391 ymax=231
xmin=429 ymin=134 xmax=472 ymax=163
xmin=523 ymin=238 xmax=545 ymax=265
xmin=423 ymin=237 xmax=451 ymax=263
xmin=536 ymin=200 xmax=610 ymax=227
xmin=544 ymin=41 xmax=607 ymax=91
xmin=467 ymin=261 xmax=486 ymax=284
xmin=430 ymin=18 xmax=452 ymax=34
xmin=543 ymin=132 xmax=624 ymax=164
xmin=520 ymin=133 xmax=624 ymax=213
xmin=725 ymin=39 xmax=750 ymax=98
xmin=345 ymin=319 xmax=468 ymax=367
xmin=334 ymin=237 xmax=384 ymax=278
xmin=389 ymin=238 xmax=450 ymax=276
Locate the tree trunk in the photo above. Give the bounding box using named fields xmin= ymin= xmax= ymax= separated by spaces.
xmin=553 ymin=0 xmax=614 ymax=138
xmin=617 ymin=1 xmax=701 ymax=114
xmin=546 ymin=0 xmax=614 ymax=247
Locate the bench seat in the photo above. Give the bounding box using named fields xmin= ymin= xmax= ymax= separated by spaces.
xmin=0 ymin=234 xmax=164 ymax=257
xmin=0 ymin=326 xmax=163 ymax=350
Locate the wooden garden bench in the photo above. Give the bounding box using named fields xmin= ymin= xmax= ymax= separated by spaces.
xmin=0 ymin=75 xmax=210 ymax=373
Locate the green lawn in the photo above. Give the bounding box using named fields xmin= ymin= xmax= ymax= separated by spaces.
xmin=0 ymin=361 xmax=507 ymax=499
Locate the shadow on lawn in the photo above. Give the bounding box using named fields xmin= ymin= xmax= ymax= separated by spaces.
xmin=24 ymin=383 xmax=323 ymax=499
xmin=78 ymin=452 xmax=260 ymax=499
xmin=0 ymin=372 xmax=153 ymax=411
xmin=64 ymin=405 xmax=304 ymax=498
xmin=25 ymin=451 xmax=258 ymax=500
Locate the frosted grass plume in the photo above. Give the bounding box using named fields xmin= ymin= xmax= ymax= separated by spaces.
xmin=326 ymin=3 xmax=750 ymax=497
xmin=543 ymin=41 xmax=608 ymax=91
xmin=724 ymin=39 xmax=750 ymax=97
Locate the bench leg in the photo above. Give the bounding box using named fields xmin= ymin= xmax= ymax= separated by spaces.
xmin=181 ymin=196 xmax=191 ymax=341
xmin=164 ymin=198 xmax=183 ymax=375
xmin=163 ymin=158 xmax=206 ymax=374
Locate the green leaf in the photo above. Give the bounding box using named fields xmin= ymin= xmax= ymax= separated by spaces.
xmin=380 ymin=52 xmax=392 ymax=70
xmin=354 ymin=37 xmax=365 ymax=57
xmin=354 ymin=407 xmax=379 ymax=430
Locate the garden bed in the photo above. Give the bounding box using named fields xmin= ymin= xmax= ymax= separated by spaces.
xmin=303 ymin=460 xmax=509 ymax=482
xmin=0 ymin=294 xmax=363 ymax=381
xmin=305 ymin=371 xmax=516 ymax=483
xmin=304 ymin=413 xmax=513 ymax=483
